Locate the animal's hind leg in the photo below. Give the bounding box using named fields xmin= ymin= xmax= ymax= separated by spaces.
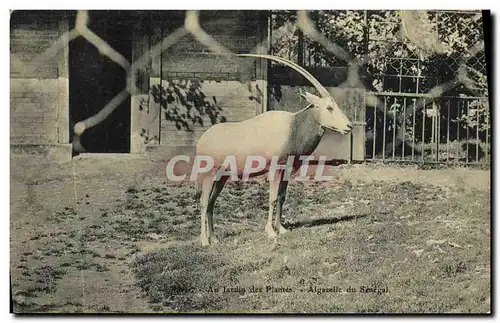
xmin=199 ymin=176 xmax=215 ymax=246
xmin=275 ymin=178 xmax=289 ymax=234
xmin=206 ymin=176 xmax=228 ymax=244
xmin=266 ymin=172 xmax=280 ymax=237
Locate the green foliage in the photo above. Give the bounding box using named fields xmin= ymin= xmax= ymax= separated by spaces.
xmin=271 ymin=10 xmax=487 ymax=96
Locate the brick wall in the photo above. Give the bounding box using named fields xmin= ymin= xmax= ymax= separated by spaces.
xmin=146 ymin=11 xmax=267 ymax=150
xmin=158 ymin=80 xmax=259 ymax=147
xmin=10 ymin=10 xmax=69 ymax=145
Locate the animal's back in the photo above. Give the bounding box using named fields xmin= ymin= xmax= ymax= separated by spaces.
xmin=196 ymin=111 xmax=294 ymax=162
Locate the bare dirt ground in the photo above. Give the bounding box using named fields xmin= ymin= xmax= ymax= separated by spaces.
xmin=10 ymin=154 xmax=490 ymax=313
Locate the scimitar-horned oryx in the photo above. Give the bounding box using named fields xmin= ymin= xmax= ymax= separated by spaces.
xmin=195 ymin=54 xmax=353 ymax=246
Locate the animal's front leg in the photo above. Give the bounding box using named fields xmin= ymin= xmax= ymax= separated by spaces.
xmin=275 ymin=177 xmax=289 ymax=234
xmin=266 ymin=176 xmax=279 ymax=237
xmin=205 ymin=177 xmax=227 ymax=245
xmin=206 ymin=205 xmax=219 ymax=245
xmin=199 ymin=177 xmax=215 ymax=246
xmin=200 ymin=204 xmax=210 ymax=247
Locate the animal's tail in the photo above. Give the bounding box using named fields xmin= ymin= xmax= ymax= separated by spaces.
xmin=194 ymin=177 xmax=203 ymax=200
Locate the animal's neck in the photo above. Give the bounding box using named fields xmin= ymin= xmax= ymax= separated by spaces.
xmin=295 ymin=105 xmax=322 ymax=126
xmin=285 ymin=105 xmax=325 ymax=155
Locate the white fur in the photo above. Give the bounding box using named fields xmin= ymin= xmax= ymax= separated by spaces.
xmin=196 ymin=55 xmax=353 ymax=246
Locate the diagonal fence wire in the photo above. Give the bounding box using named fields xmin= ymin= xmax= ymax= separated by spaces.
xmin=73 ymin=10 xmax=272 ymax=136
xmin=72 ymin=10 xmax=301 ymax=136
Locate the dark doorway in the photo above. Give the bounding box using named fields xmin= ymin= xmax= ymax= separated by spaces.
xmin=69 ymin=11 xmax=132 ymax=153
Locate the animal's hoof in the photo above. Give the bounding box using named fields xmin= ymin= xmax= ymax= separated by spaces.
xmin=265 ymin=224 xmax=277 ymax=237
xmin=200 ymin=235 xmax=210 ymax=246
xmin=278 ymin=225 xmax=288 ymax=234
xmin=210 ymin=236 xmax=220 ymax=244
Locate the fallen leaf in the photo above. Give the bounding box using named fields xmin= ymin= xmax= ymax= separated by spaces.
xmin=413 ymin=249 xmax=424 ymax=257
xmin=448 ymin=241 xmax=463 ymax=248
xmin=426 ymin=239 xmax=447 ymax=246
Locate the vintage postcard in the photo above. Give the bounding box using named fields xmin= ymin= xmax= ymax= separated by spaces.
xmin=10 ymin=9 xmax=491 ymax=314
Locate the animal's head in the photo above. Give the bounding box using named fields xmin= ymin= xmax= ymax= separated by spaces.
xmin=301 ymin=91 xmax=352 ymax=135
xmin=238 ymin=54 xmax=352 ymax=135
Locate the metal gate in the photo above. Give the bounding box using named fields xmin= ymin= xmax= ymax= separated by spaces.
xmin=366 ymin=93 xmax=490 ymax=165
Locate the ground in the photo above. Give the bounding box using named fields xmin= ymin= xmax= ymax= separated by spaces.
xmin=10 ymin=153 xmax=491 ymax=313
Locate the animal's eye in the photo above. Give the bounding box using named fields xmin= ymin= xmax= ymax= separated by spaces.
xmin=327 ymin=106 xmax=334 ymax=111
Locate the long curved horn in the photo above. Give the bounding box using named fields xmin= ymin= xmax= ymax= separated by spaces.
xmin=237 ymin=53 xmax=330 ymax=98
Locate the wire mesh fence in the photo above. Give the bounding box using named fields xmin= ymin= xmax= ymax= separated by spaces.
xmin=10 ymin=10 xmax=490 ymax=165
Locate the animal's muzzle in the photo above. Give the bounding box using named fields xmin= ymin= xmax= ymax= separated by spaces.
xmin=341 ymin=122 xmax=353 ymax=135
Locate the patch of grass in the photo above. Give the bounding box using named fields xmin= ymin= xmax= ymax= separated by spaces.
xmin=443 ymin=261 xmax=468 ymax=278
xmin=51 ymin=207 xmax=77 ymax=223
xmin=126 ymin=187 xmax=139 ymax=194
xmin=132 ymin=245 xmax=237 ymax=312
xmin=95 ymin=263 xmax=110 ymax=272
xmin=13 ymin=167 xmax=490 ymax=314
xmin=129 ymin=180 xmax=490 ymax=313
xmin=15 ymin=265 xmax=66 ymax=298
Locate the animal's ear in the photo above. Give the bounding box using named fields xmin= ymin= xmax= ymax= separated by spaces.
xmin=301 ymin=91 xmax=322 ymax=106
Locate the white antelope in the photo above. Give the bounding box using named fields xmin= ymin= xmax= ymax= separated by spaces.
xmin=195 ymin=54 xmax=353 ymax=246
